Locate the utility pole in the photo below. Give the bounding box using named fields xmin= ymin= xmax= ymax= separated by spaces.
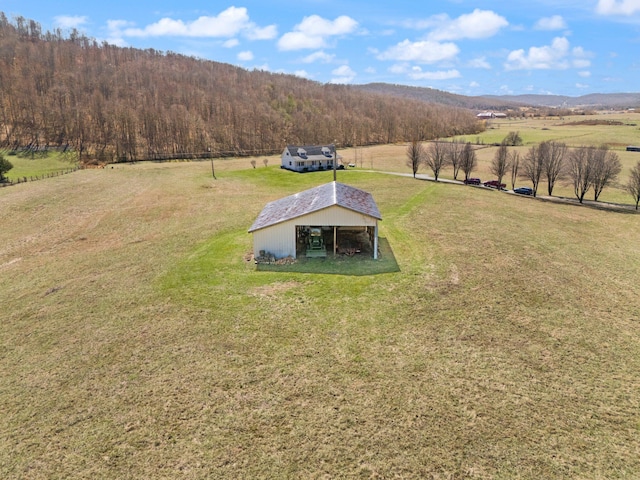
xmin=209 ymin=147 xmax=216 ymax=180
xmin=333 ymin=141 xmax=337 ymax=182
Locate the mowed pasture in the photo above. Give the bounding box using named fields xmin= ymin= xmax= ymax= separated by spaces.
xmin=1 ymin=147 xmax=639 ymax=479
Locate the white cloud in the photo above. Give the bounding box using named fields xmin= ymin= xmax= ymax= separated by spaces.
xmin=237 ymin=51 xmax=254 ymax=61
xmin=54 ymin=15 xmax=88 ymax=29
xmin=106 ymin=19 xmax=133 ymax=46
xmin=278 ymin=31 xmax=326 ymax=50
xmin=576 ymin=83 xmax=590 ymax=89
xmin=468 ymin=57 xmax=491 ymax=69
xmin=377 ymin=39 xmax=459 ymax=64
xmin=572 ymin=46 xmax=593 ymax=68
xmin=389 ymin=63 xmax=410 ymax=74
xmin=573 ymin=59 xmax=591 ymax=68
xmin=534 ymin=15 xmax=567 ymax=30
xmin=427 ymin=9 xmax=508 ymax=41
xmin=245 ymin=25 xmax=278 ymax=41
xmin=469 ymin=81 xmax=480 ymax=88
xmin=408 ymin=68 xmax=461 ymax=80
xmin=330 ymin=65 xmax=356 ymax=83
xmin=112 ymin=7 xmax=276 ymax=40
xmin=278 ymin=15 xmax=358 ymax=51
xmin=294 ymin=70 xmax=312 ymax=79
xmin=223 ymin=39 xmax=239 ymax=48
xmin=301 ymin=51 xmax=336 ymax=63
xmin=596 ymin=0 xmax=640 ymax=15
xmin=505 ymin=37 xmax=592 ymax=70
xmin=578 ymin=70 xmax=592 ymax=77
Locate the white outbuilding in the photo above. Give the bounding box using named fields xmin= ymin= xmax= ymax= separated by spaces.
xmin=249 ymin=181 xmax=382 ymax=260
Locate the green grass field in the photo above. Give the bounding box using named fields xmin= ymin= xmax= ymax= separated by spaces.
xmin=1 ymin=150 xmax=79 ymax=181
xmin=1 ymin=152 xmax=639 ymax=478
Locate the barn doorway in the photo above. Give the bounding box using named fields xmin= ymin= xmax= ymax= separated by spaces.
xmin=296 ymin=226 xmax=375 ymax=258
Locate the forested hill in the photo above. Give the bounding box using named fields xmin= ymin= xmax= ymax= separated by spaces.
xmin=0 ymin=14 xmax=483 ymax=164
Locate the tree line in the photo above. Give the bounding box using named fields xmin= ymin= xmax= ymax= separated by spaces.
xmin=0 ymin=14 xmax=483 ymax=164
xmin=408 ymin=132 xmax=640 ymax=209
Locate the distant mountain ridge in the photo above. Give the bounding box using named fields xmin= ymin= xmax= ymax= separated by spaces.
xmin=481 ymin=93 xmax=640 ymax=109
xmin=353 ymin=83 xmax=521 ymax=111
xmin=353 ymin=83 xmax=640 ymax=110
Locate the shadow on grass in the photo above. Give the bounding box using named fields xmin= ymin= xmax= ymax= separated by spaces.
xmin=256 ymin=237 xmax=400 ymax=276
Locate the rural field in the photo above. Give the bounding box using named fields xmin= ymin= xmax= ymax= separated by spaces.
xmin=1 ymin=116 xmax=640 ymax=479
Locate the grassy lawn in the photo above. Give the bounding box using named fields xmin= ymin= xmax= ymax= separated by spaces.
xmin=1 ymin=150 xmax=79 ymax=181
xmin=1 ymin=157 xmax=639 ymax=479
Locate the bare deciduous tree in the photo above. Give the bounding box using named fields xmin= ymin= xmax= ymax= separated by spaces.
xmin=591 ymin=146 xmax=621 ymax=201
xmin=460 ymin=142 xmax=477 ymax=181
xmin=626 ymin=161 xmax=640 ymax=210
xmin=567 ymin=146 xmax=596 ymax=203
xmin=425 ymin=141 xmax=447 ymax=181
xmin=509 ymin=150 xmax=520 ymax=190
xmin=543 ymin=141 xmax=567 ymax=196
xmin=406 ymin=140 xmax=425 ymax=178
xmin=445 ymin=140 xmax=464 ymax=180
xmin=490 ymin=142 xmax=510 ymax=189
xmin=521 ymin=144 xmax=545 ymax=197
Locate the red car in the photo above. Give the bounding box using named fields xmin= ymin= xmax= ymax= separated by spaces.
xmin=464 ymin=177 xmax=481 ymax=185
xmin=483 ymin=180 xmax=506 ymax=189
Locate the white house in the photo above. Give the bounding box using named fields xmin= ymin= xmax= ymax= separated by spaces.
xmin=249 ymin=181 xmax=382 ymax=259
xmin=280 ymin=144 xmax=340 ymax=172
xmin=476 ymin=111 xmax=507 ymax=119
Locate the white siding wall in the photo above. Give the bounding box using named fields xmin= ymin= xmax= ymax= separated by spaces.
xmin=252 ymin=206 xmax=378 ymax=259
xmin=253 ymin=220 xmax=297 ymax=258
xmin=298 ymin=206 xmax=378 ymax=227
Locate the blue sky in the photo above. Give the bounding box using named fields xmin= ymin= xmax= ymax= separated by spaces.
xmin=4 ymin=0 xmax=640 ymax=96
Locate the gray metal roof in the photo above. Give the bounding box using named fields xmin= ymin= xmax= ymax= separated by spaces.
xmin=248 ymin=181 xmax=382 ymax=232
xmin=285 ymin=144 xmax=335 ymax=159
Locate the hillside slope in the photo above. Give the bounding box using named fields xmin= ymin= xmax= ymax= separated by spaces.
xmin=0 ymin=14 xmax=482 ymax=163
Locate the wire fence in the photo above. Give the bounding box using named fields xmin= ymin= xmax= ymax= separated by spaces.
xmin=0 ymin=166 xmax=81 ymax=188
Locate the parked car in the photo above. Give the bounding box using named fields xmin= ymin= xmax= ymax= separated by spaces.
xmin=513 ymin=186 xmax=533 ymax=195
xmin=463 ymin=177 xmax=481 ymax=185
xmin=483 ymin=180 xmax=506 ymax=189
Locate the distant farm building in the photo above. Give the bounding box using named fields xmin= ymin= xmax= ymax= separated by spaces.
xmin=476 ymin=111 xmax=507 ymax=119
xmin=280 ymin=144 xmax=342 ymax=172
xmin=249 ymin=181 xmax=382 ymax=260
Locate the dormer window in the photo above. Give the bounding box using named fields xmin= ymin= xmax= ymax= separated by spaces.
xmin=297 ymin=148 xmax=308 ymax=159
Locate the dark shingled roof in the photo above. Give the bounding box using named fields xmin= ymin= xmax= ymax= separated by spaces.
xmin=285 ymin=144 xmax=334 ymax=159
xmin=248 ymin=181 xmax=381 ymax=232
